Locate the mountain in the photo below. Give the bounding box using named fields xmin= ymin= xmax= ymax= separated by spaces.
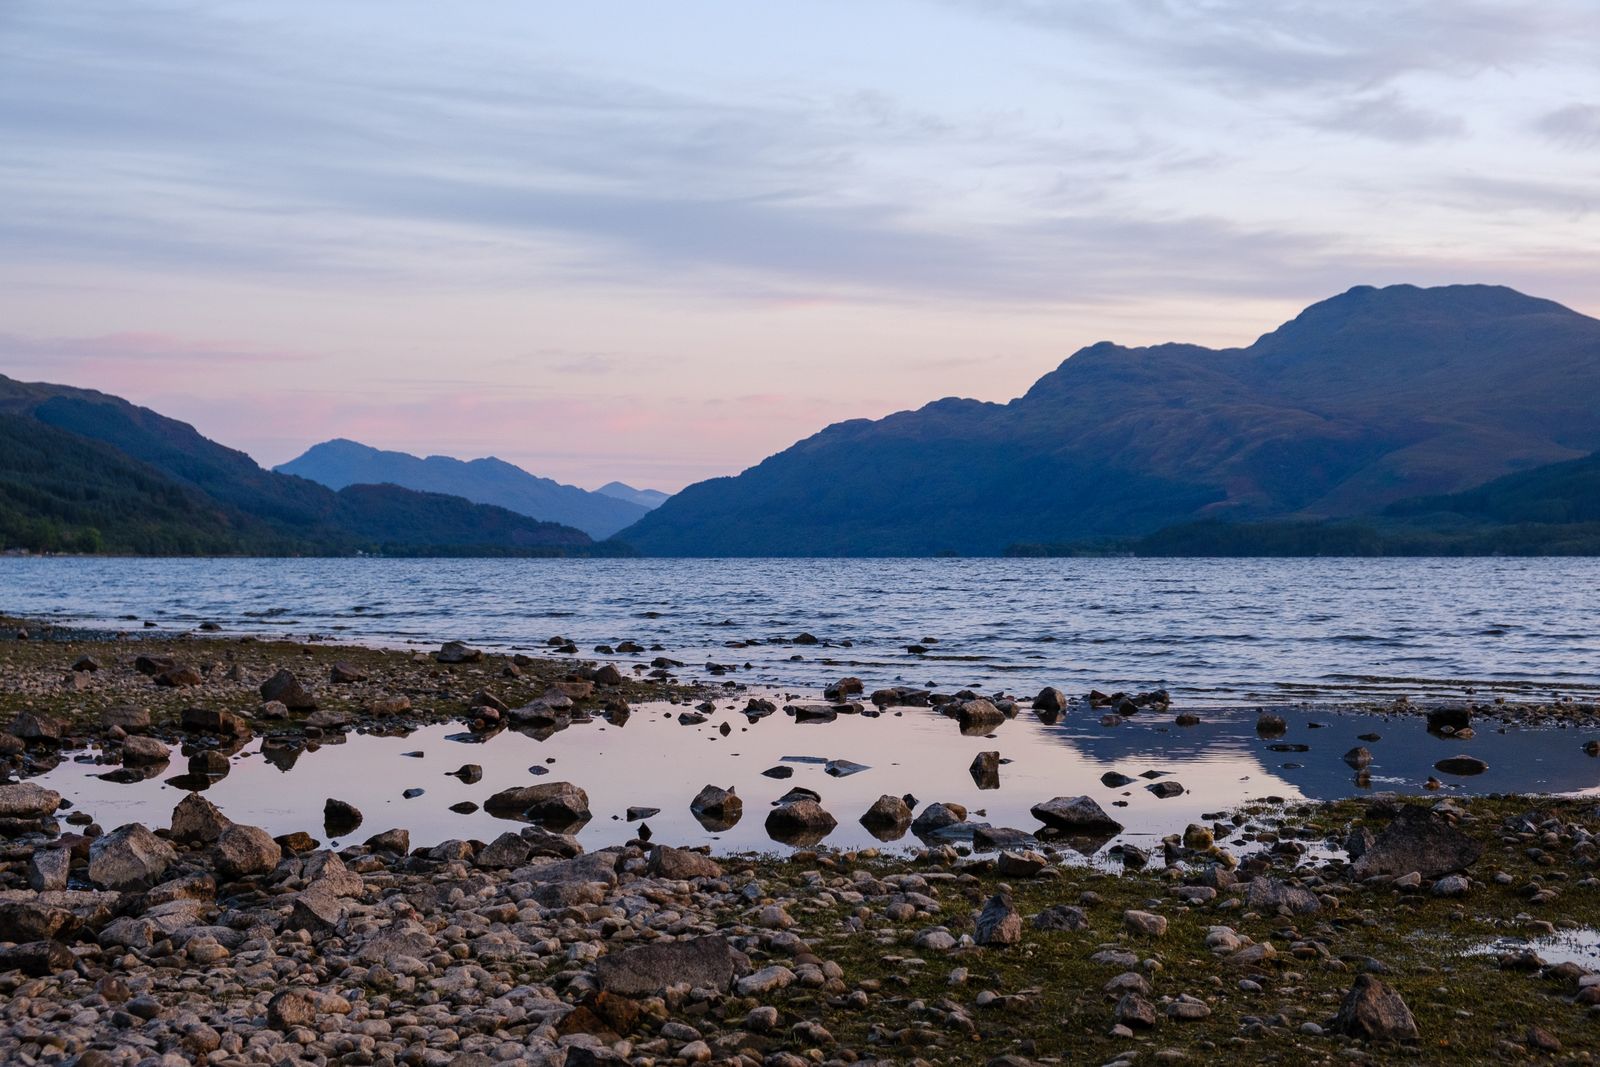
xmin=275 ymin=439 xmax=648 ymax=539
xmin=596 ymin=481 xmax=670 ymax=510
xmin=0 ymin=374 xmax=599 ymax=556
xmin=620 ymin=284 xmax=1600 ymax=556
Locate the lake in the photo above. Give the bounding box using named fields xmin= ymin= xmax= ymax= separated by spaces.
xmin=4 ymin=556 xmax=1598 ymax=703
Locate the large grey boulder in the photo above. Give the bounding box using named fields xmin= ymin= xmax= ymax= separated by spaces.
xmin=1350 ymin=805 xmax=1482 ymax=879
xmin=0 ymin=783 xmax=60 ymax=820
xmin=89 ymin=824 xmax=176 ymax=890
xmin=593 ymin=934 xmax=744 ymax=996
xmin=214 ymin=824 xmax=282 ymax=880
xmin=171 ymin=793 xmax=231 ymax=844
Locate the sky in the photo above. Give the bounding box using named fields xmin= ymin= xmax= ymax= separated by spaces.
xmin=2 ymin=1 xmax=1597 ymax=491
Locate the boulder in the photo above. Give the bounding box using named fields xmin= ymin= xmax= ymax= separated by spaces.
xmin=0 ymin=941 xmax=74 ymax=977
xmin=975 ymin=893 xmax=1022 ymax=945
xmin=120 ymin=735 xmax=170 ymax=766
xmin=476 ymin=831 xmax=534 ymax=870
xmin=969 ymin=750 xmax=1001 ymax=789
xmin=1332 ymin=974 xmax=1419 ymax=1041
xmin=765 ymin=798 xmax=838 ymax=844
xmin=1246 ymin=876 xmax=1321 ymax=915
xmin=324 ymin=798 xmax=363 ymax=837
xmin=180 ymin=707 xmax=251 ymax=737
xmin=267 ymin=988 xmax=319 ymax=1030
xmin=483 ymin=782 xmax=591 ymax=825
xmin=911 ymin=802 xmax=968 ymax=835
xmin=329 ymin=661 xmax=367 ymax=684
xmin=955 ymin=698 xmax=1005 ymax=731
xmin=171 ymin=793 xmax=231 ymax=843
xmin=9 ymin=711 xmax=61 ymax=743
xmin=1032 ymin=904 xmax=1090 ymax=931
xmin=260 ymin=670 xmax=317 ymax=711
xmin=101 ymin=705 xmax=151 ymax=733
xmin=1032 ymin=687 xmax=1068 ymax=713
xmin=88 ymin=824 xmax=176 ymax=890
xmin=1434 ymin=755 xmax=1488 ymax=776
xmin=1343 ymin=745 xmax=1374 ymax=768
xmin=1030 ymin=795 xmax=1123 ymax=834
xmin=0 ymin=900 xmax=74 ymax=942
xmin=689 ymin=784 xmax=742 ymax=821
xmin=153 ymin=664 xmax=203 ymax=688
xmin=859 ymin=794 xmax=912 ymax=831
xmin=1350 ymin=805 xmax=1483 ymax=879
xmin=0 ymin=783 xmax=60 ymax=820
xmin=28 ymin=849 xmax=70 ymax=892
xmin=436 ymin=642 xmax=484 ymax=664
xmin=593 ymin=935 xmax=743 ymax=996
xmin=364 ymin=828 xmax=410 ymax=854
xmin=647 ymin=846 xmax=722 ymax=880
xmin=213 ymin=824 xmax=282 ymax=880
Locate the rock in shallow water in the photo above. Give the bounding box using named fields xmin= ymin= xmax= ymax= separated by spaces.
xmin=1030 ymin=795 xmax=1123 ymax=834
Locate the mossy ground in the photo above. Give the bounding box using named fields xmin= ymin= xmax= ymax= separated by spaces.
xmin=711 ymin=795 xmax=1600 ymax=1064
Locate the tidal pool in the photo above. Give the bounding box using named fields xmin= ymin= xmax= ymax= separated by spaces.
xmin=31 ymin=698 xmax=1600 ymax=855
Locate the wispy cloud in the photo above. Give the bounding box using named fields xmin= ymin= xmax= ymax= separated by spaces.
xmin=1534 ymin=103 xmax=1600 ymax=149
xmin=1306 ymin=92 xmax=1465 ymax=143
xmin=0 ymin=330 xmax=314 ymax=366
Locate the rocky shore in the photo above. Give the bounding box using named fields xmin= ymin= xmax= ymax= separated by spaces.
xmin=4 ymin=620 xmax=1600 ymax=1065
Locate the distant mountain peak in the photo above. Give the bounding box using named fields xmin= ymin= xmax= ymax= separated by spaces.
xmin=275 ymin=439 xmax=650 ymax=538
xmin=596 ymin=481 xmax=671 ymax=510
xmin=620 ymin=283 xmax=1600 ymax=556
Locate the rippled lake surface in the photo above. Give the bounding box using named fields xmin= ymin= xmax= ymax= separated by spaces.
xmin=5 ymin=556 xmax=1599 ymax=703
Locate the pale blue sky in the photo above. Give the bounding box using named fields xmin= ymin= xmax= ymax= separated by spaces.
xmin=2 ymin=1 xmax=1596 ymax=488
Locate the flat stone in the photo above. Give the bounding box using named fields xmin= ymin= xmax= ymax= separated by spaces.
xmin=593 ymin=935 xmax=743 ymax=996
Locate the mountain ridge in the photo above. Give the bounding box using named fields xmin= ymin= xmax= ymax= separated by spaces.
xmin=0 ymin=374 xmax=601 ymax=556
xmin=619 ymin=284 xmax=1600 ymax=556
xmin=275 ymin=439 xmax=650 ymax=539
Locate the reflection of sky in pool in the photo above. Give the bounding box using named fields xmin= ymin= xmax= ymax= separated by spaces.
xmin=34 ymin=699 xmax=1600 ymax=855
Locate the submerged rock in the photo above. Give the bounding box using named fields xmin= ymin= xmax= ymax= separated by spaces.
xmin=1434 ymin=754 xmax=1488 ymax=776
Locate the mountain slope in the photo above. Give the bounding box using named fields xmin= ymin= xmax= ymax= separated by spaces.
xmin=596 ymin=481 xmax=670 ymax=510
xmin=0 ymin=375 xmax=596 ymax=555
xmin=275 ymin=439 xmax=647 ymax=539
xmin=0 ymin=413 xmax=294 ymax=554
xmin=621 ymin=284 xmax=1600 ymax=556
